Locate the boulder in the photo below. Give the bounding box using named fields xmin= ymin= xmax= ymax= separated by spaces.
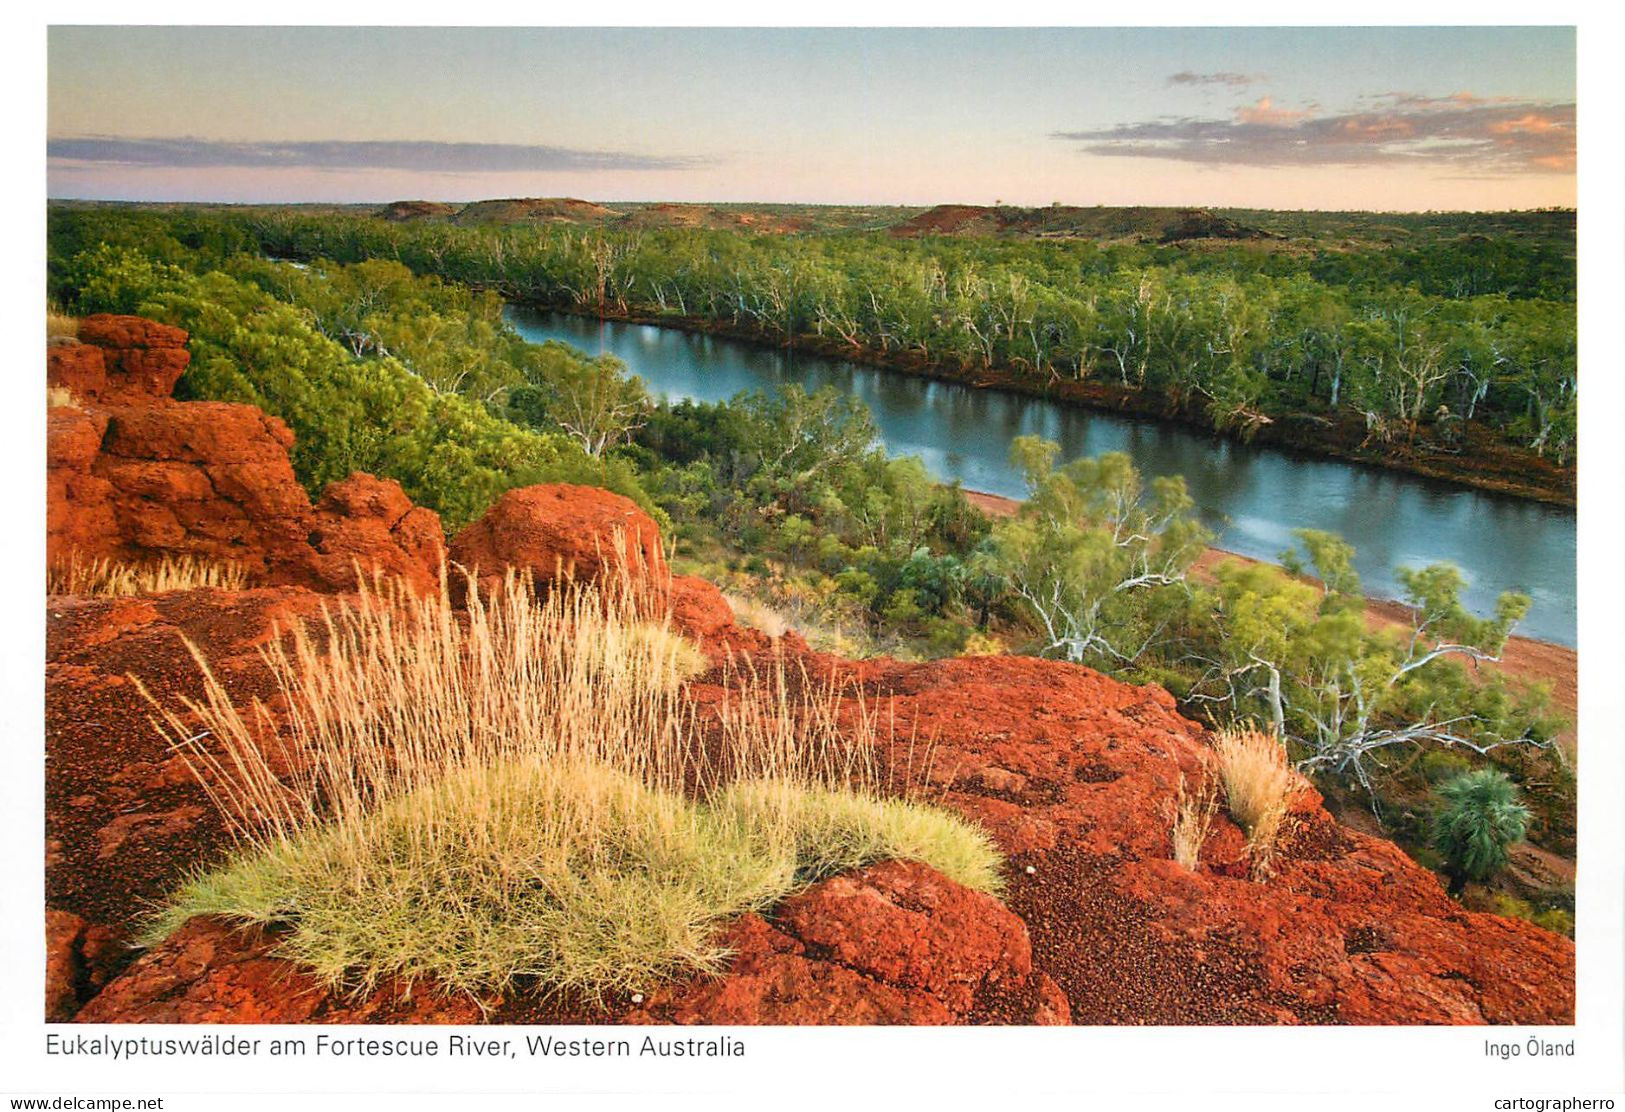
xmin=52 ymin=316 xmax=191 ymax=406
xmin=448 ymin=484 xmax=665 ymax=594
xmin=306 ymin=473 xmax=447 ymax=596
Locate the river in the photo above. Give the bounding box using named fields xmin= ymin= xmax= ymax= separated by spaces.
xmin=506 ymin=306 xmax=1577 ymax=647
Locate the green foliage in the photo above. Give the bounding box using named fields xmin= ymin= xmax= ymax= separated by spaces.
xmin=55 ymin=204 xmax=1574 ymax=464
xmin=990 ymin=439 xmax=1208 ymax=665
xmin=1197 ymin=529 xmax=1548 ymax=795
xmin=634 ymin=386 xmax=987 ymax=641
xmin=49 ymin=238 xmax=653 ymax=533
xmin=1430 ymin=769 xmax=1530 ymax=887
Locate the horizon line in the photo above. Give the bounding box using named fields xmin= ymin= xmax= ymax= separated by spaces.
xmin=44 ymin=195 xmax=1580 ymax=216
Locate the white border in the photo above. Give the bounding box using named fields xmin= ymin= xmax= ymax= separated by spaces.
xmin=5 ymin=6 xmax=1621 ymax=1108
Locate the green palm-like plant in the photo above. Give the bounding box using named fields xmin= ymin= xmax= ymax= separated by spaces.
xmin=1430 ymin=769 xmax=1530 ymax=892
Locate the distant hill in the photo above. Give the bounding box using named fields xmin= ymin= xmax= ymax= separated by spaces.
xmin=888 ymin=204 xmax=1280 ymax=243
xmin=452 ymin=197 xmax=624 ymax=226
xmin=376 ymin=200 xmax=459 ymax=222
xmin=617 ymin=202 xmax=814 ymax=235
xmin=364 ymin=198 xmax=918 ymax=234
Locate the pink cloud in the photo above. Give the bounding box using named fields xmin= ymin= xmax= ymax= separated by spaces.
xmin=1235 ymin=97 xmax=1311 ymax=127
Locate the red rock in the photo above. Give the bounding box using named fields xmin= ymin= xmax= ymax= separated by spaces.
xmin=101 ymin=402 xmax=296 ymax=465
xmin=45 ymin=910 xmax=86 ymax=1022
xmin=47 ymin=409 xmax=118 ymax=565
xmin=45 ymin=587 xmax=330 ymax=944
xmin=60 ymin=316 xmax=192 ymax=405
xmin=777 ymin=860 xmax=1032 ymax=1013
xmin=46 ymin=910 xmax=124 ymax=1022
xmin=47 ymin=344 xmax=108 ymax=403
xmin=95 ymin=805 xmax=209 ymax=861
xmin=75 ymin=919 xmax=483 ymax=1024
xmin=448 ymin=484 xmax=666 ymax=596
xmin=633 ymin=861 xmax=1061 ymax=1025
xmin=305 ymin=473 xmax=446 ymax=595
xmin=837 ymin=652 xmax=1574 ymax=1024
xmin=47 ymin=407 xmax=108 ymax=471
xmin=667 ymin=575 xmax=737 ymax=641
xmin=46 ymin=323 xmax=445 ymax=594
xmin=76 ymin=314 xmax=190 ymax=352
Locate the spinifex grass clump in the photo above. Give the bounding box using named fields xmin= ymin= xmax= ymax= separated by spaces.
xmin=1212 ymin=725 xmax=1302 ymax=879
xmin=48 ymin=553 xmax=250 ymax=598
xmin=138 ymin=565 xmax=1000 ymax=1002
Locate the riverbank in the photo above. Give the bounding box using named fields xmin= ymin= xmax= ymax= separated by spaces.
xmin=962 ymin=488 xmax=1577 ymax=739
xmin=527 ymin=301 xmax=1575 ymax=509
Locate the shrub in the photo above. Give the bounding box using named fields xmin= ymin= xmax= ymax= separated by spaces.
xmin=1488 ymin=893 xmax=1575 ymax=938
xmin=1430 ymin=768 xmax=1529 ymax=891
xmin=137 ymin=569 xmax=1000 ymax=1002
xmin=1211 ymin=725 xmax=1301 ymax=879
xmin=48 ymin=553 xmax=249 ymax=598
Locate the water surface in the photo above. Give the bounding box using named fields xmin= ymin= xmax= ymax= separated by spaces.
xmin=508 ymin=306 xmax=1577 ymax=646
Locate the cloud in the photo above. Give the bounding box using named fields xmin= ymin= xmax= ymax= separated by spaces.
xmin=1167 ymin=70 xmax=1260 ymax=88
xmin=1053 ymin=93 xmax=1574 ymax=174
xmin=46 ymin=136 xmax=714 ymax=174
xmin=1234 ymin=97 xmax=1311 ymax=127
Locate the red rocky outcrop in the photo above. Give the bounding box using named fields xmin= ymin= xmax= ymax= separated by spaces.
xmin=75 ymin=919 xmax=485 ymax=1025
xmin=49 ymin=315 xmax=191 ymax=406
xmin=46 ymin=317 xmax=445 ymax=593
xmin=448 ymin=483 xmax=666 ymax=591
xmin=841 ymin=653 xmax=1575 ymax=1025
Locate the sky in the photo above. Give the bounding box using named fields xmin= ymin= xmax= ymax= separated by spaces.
xmin=46 ymin=26 xmax=1576 ymax=211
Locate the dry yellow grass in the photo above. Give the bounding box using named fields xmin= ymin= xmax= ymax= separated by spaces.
xmin=723 ymin=591 xmax=789 ymax=638
xmin=136 ymin=568 xmax=1000 ymax=1001
xmin=47 ymin=385 xmax=81 ymax=409
xmin=1170 ymin=770 xmax=1219 ymax=870
xmin=47 ymin=309 xmax=79 ymax=346
xmin=48 ymin=553 xmax=250 ymax=598
xmin=1212 ymin=725 xmax=1301 ymax=879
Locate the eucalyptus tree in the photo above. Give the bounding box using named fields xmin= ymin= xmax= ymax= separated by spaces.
xmin=990 ymin=439 xmax=1208 ymax=666
xmin=1193 ymin=529 xmax=1550 ymax=803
